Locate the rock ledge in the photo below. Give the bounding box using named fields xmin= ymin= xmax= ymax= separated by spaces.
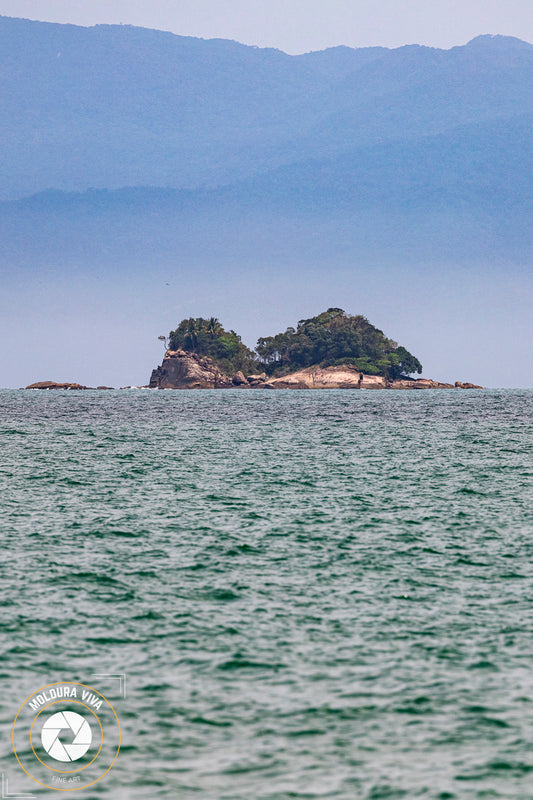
xmin=149 ymin=350 xmax=232 ymax=389
xmin=148 ymin=354 xmax=483 ymax=390
xmin=25 ymin=381 xmax=93 ymax=390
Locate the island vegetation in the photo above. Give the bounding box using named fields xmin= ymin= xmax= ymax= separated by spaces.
xmin=168 ymin=317 xmax=256 ymax=375
xmin=167 ymin=309 xmax=422 ymax=379
xmin=25 ymin=309 xmax=484 ymax=390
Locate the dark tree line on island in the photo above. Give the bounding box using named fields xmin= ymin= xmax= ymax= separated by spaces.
xmin=167 ymin=309 xmax=423 ymax=379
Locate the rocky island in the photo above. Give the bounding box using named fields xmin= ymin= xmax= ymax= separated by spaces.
xmin=148 ymin=310 xmax=482 ymax=390
xmin=25 ymin=381 xmax=115 ymax=390
xmin=24 ymin=310 xmax=482 ymax=390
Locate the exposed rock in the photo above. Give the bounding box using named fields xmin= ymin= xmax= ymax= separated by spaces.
xmin=25 ymin=381 xmax=92 ymax=390
xmin=245 ymin=373 xmax=266 ymax=388
xmin=149 ymin=350 xmax=233 ymax=389
xmin=360 ymin=374 xmax=386 ymax=389
xmin=268 ymin=365 xmax=382 ymax=389
xmin=231 ymin=371 xmax=248 ymax=386
xmin=148 ymin=353 xmax=483 ymax=391
xmin=390 ymin=378 xmax=454 ymax=389
xmin=265 ymin=367 xmax=478 ymax=390
xmin=25 ymin=381 xmax=118 ymax=390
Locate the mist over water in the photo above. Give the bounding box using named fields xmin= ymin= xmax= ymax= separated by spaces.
xmin=1 ymin=389 xmax=532 ymax=798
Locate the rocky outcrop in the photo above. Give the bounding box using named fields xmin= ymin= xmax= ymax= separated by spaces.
xmin=25 ymin=381 xmax=93 ymax=390
xmin=267 ymin=366 xmax=478 ymax=390
xmin=247 ymin=372 xmax=267 ymax=387
xmin=149 ymin=350 xmax=233 ymax=389
xmin=268 ymin=365 xmax=371 ymax=389
xmin=25 ymin=365 xmax=483 ymax=392
xmin=148 ymin=355 xmax=483 ymax=390
xmin=266 ymin=366 xmax=416 ymax=389
xmin=389 ymin=378 xmax=454 ymax=389
xmin=231 ymin=371 xmax=248 ymax=386
xmin=25 ymin=382 xmax=118 ymax=390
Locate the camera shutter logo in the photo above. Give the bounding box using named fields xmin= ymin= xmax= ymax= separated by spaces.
xmin=12 ymin=682 xmax=121 ymax=791
xmin=41 ymin=711 xmax=92 ymax=762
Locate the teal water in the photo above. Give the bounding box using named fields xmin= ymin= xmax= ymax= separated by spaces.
xmin=1 ymin=388 xmax=532 ymax=799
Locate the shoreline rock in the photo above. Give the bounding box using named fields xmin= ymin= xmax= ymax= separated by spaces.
xmin=148 ymin=353 xmax=483 ymax=390
xmin=25 ymin=381 xmax=94 ymax=390
xmin=148 ymin=349 xmax=232 ymax=389
xmin=24 ymin=382 xmax=118 ymax=390
xmin=231 ymin=371 xmax=247 ymax=386
xmin=22 ymin=359 xmax=484 ymax=391
xmin=265 ymin=366 xmax=462 ymax=389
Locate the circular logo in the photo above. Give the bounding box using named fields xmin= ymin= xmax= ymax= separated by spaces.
xmin=41 ymin=711 xmax=92 ymax=762
xmin=12 ymin=682 xmax=121 ymax=792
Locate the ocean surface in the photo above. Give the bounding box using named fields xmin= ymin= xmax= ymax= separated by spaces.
xmin=0 ymin=388 xmax=532 ymax=799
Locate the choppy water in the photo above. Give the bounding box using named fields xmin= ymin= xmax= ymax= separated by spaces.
xmin=1 ymin=388 xmax=532 ymax=799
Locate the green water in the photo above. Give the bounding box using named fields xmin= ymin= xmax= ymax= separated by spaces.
xmin=1 ymin=389 xmax=532 ymax=799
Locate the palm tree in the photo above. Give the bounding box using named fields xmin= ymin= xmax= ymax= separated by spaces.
xmin=207 ymin=317 xmax=223 ymax=338
xmin=184 ymin=318 xmax=198 ymax=350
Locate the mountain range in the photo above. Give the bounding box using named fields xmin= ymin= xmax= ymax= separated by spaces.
xmin=2 ymin=16 xmax=533 ymax=204
xmin=0 ymin=16 xmax=532 ymax=388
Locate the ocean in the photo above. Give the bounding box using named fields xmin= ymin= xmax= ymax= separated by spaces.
xmin=1 ymin=388 xmax=532 ymax=799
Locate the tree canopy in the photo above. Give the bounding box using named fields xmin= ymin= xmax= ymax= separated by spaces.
xmin=168 ymin=317 xmax=256 ymax=375
xmin=168 ymin=309 xmax=422 ymax=379
xmin=256 ymin=309 xmax=422 ymax=378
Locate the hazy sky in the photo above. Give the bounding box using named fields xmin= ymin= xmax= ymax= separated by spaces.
xmin=1 ymin=0 xmax=532 ymax=52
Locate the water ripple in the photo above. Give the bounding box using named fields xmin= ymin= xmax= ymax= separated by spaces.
xmin=0 ymin=389 xmax=532 ymax=799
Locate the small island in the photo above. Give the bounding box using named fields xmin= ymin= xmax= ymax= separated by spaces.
xmin=148 ymin=309 xmax=482 ymax=390
xmin=24 ymin=381 xmax=115 ymax=390
xmin=23 ymin=309 xmax=482 ymax=390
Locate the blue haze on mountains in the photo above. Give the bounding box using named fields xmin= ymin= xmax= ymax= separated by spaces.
xmin=0 ymin=16 xmax=532 ymax=388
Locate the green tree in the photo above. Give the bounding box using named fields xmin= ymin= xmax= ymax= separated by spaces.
xmin=167 ymin=310 xmax=423 ymax=379
xmin=168 ymin=317 xmax=256 ymax=375
xmin=254 ymin=309 xmax=422 ymax=378
xmin=394 ymin=346 xmax=423 ymax=377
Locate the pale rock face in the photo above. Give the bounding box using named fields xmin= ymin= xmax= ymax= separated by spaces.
xmin=148 ymin=353 xmax=481 ymax=390
xmin=389 ymin=378 xmax=454 ymax=389
xmin=265 ymin=368 xmax=468 ymax=390
xmin=25 ymin=359 xmax=481 ymax=391
xmin=268 ymin=365 xmax=372 ymax=389
xmin=149 ymin=350 xmax=232 ymax=389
